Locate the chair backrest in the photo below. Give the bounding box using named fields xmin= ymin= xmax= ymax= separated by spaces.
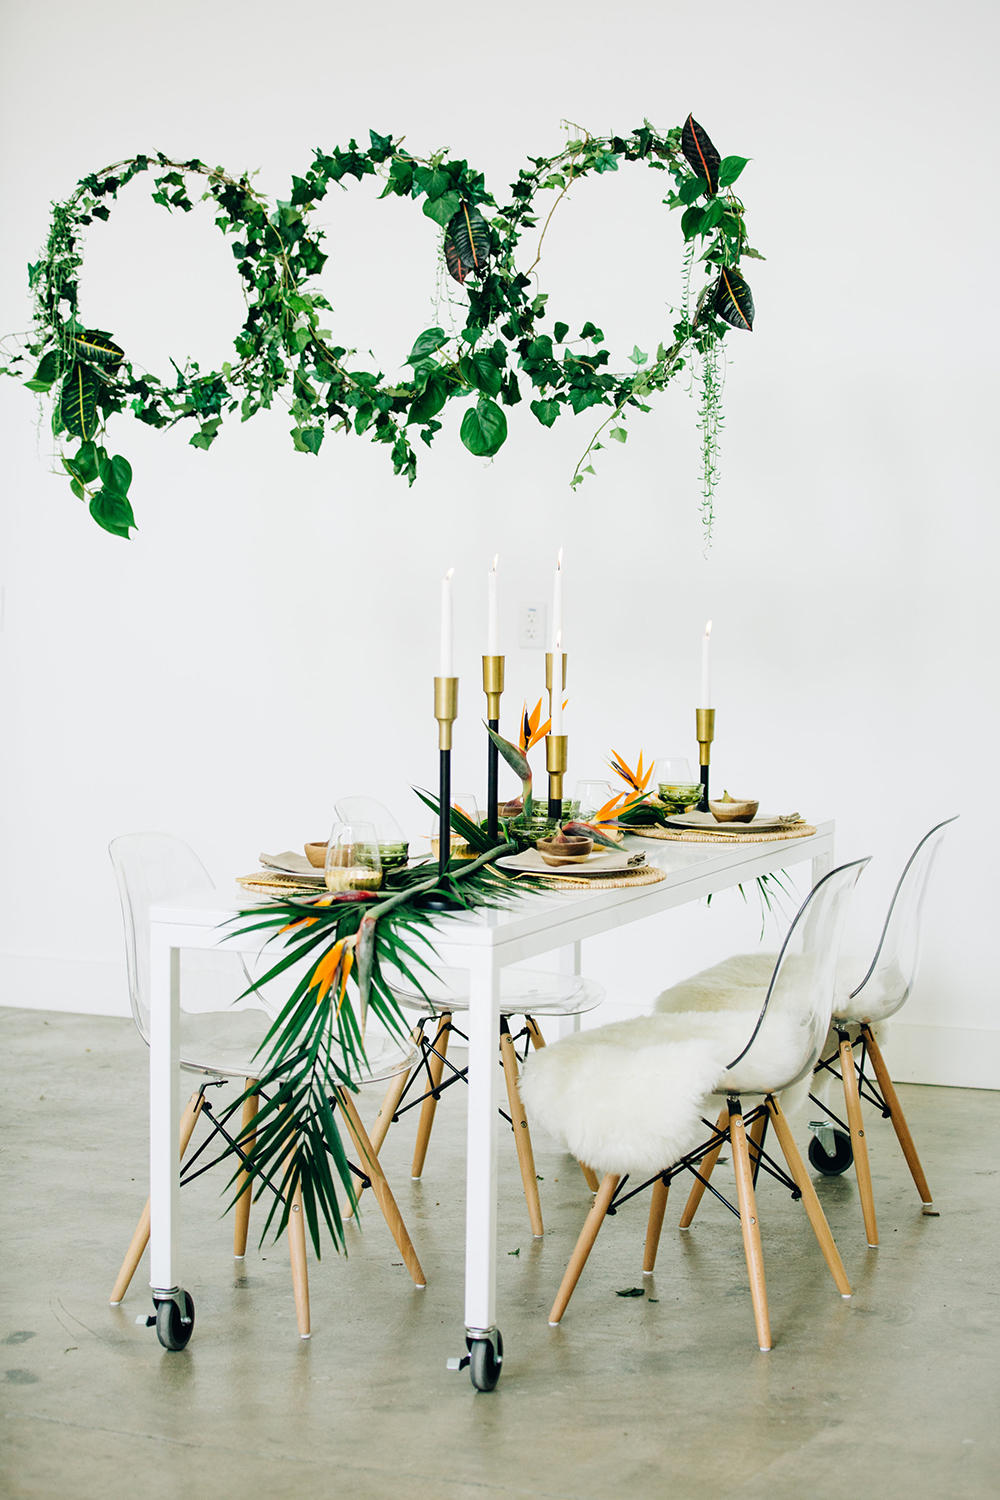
xmin=845 ymin=816 xmax=958 ymax=1023
xmin=109 ymin=832 xmax=261 ymax=1046
xmin=724 ymin=857 xmax=870 ymax=1093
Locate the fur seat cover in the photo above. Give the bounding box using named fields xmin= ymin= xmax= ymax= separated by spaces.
xmin=520 ymin=952 xmax=825 ymax=1178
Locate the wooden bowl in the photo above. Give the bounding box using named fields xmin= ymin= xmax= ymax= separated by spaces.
xmin=708 ymin=798 xmax=759 ymax=824
xmin=536 ymin=835 xmax=594 ymax=866
xmin=304 ymin=841 xmax=328 ymax=867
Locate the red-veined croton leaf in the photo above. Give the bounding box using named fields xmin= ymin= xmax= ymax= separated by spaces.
xmin=444 ymin=202 xmax=491 ymax=284
xmin=681 ymin=115 xmax=721 ymax=196
xmin=714 ymin=267 xmax=755 ymax=331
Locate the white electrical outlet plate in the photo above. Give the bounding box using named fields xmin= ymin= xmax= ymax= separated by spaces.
xmin=518 ymin=602 xmax=547 ymax=649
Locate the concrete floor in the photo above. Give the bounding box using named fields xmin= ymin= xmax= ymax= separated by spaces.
xmin=1 ymin=1007 xmax=998 ymax=1500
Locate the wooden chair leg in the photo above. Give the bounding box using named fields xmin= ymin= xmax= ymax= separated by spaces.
xmin=729 ymin=1102 xmax=772 ymax=1351
xmin=767 ymin=1096 xmax=851 ymax=1297
xmin=410 ymin=1012 xmax=451 ymax=1179
xmin=579 ymin=1161 xmax=601 ymax=1193
xmin=549 ymin=1173 xmax=621 ymax=1325
xmin=110 ymin=1089 xmax=205 ymax=1305
xmin=499 ymin=1021 xmax=544 ymax=1236
xmin=643 ymin=1176 xmax=670 ymax=1275
xmin=338 ymin=1091 xmax=426 ymax=1289
xmin=233 ymin=1081 xmax=259 ymax=1259
xmin=524 ymin=1015 xmax=547 ymax=1050
xmin=839 ymin=1031 xmax=879 ymax=1246
xmin=283 ymin=1147 xmax=311 ymax=1339
xmin=679 ymin=1106 xmax=729 ymax=1228
xmin=863 ymin=1026 xmax=934 ymax=1207
xmin=346 ymin=1025 xmax=424 ymax=1220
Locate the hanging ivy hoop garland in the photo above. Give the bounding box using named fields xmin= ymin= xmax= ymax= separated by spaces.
xmin=2 ymin=115 xmax=760 ymax=539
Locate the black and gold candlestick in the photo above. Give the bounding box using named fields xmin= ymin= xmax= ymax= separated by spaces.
xmin=696 ymin=707 xmax=716 ymax=811
xmin=435 ymin=676 xmax=459 ymax=877
xmin=546 ymin=734 xmax=568 ymax=820
xmin=545 ymin=651 xmax=568 ymax=818
xmin=482 ymin=654 xmax=505 ymax=839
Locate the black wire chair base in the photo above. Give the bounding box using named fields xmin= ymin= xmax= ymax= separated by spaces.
xmin=386 ymin=1013 xmax=542 ymax=1131
xmin=601 ymin=1097 xmax=799 ymax=1225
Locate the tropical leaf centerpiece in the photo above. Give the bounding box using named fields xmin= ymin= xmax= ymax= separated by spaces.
xmin=226 ymin=799 xmax=519 ymax=1254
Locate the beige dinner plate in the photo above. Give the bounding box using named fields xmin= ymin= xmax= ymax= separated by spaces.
xmin=665 ymin=811 xmax=791 ymax=833
xmin=497 ymin=848 xmax=647 ymax=876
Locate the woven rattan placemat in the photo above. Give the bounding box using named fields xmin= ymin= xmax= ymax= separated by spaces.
xmin=237 ymin=871 xmax=325 ymax=895
xmin=629 ymin=821 xmax=816 ymax=845
xmin=523 ymin=865 xmax=668 ymax=891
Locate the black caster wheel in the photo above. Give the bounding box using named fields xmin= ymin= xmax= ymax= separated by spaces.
xmin=469 ymin=1331 xmax=503 ymax=1391
xmin=808 ymin=1128 xmax=854 ymax=1176
xmin=155 ymin=1291 xmax=195 ymax=1350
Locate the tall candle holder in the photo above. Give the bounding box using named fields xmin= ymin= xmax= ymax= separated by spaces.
xmin=545 ymin=651 xmax=568 ymax=817
xmin=482 ymin=655 xmax=505 ymax=839
xmin=546 ymin=734 xmax=568 ymax=819
xmin=696 ymin=707 xmax=716 ymax=811
xmin=435 ymin=676 xmax=459 ymax=878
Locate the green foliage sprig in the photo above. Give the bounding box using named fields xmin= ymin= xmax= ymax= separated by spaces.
xmin=227 ymin=803 xmax=518 ymax=1254
xmin=1 ymin=116 xmax=761 ymax=538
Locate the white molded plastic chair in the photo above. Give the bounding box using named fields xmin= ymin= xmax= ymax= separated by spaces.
xmin=808 ymin=817 xmax=958 ymax=1245
xmin=371 ymin=966 xmax=606 ymax=1235
xmin=108 ymin=832 xmax=425 ymax=1338
xmin=521 ymin=858 xmax=869 ymax=1350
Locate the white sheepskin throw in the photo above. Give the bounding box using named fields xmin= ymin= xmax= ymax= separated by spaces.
xmin=520 ymin=1005 xmax=809 ymax=1179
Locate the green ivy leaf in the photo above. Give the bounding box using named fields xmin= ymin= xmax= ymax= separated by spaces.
xmin=423 ymin=191 xmax=462 ymax=227
xmin=459 ymin=352 xmax=502 ymax=397
xmin=553 ymin=321 xmax=569 ymax=343
xmin=718 ymin=155 xmax=750 ymax=188
xmin=460 ymin=397 xmax=507 ymax=457
xmin=629 ymin=346 xmax=648 ymax=366
xmin=24 ymin=350 xmax=61 ymax=393
xmin=593 ymin=151 xmax=619 ymax=174
xmin=406 ymin=328 xmax=448 ymax=365
xmin=609 ymin=426 xmax=627 ymax=442
xmin=408 ymin=371 xmax=449 ymax=425
xmin=89 ymin=487 xmax=136 ymax=538
xmin=530 ymin=399 xmax=560 ymax=428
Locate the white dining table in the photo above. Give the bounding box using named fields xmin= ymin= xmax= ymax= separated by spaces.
xmin=145 ymin=822 xmax=835 ymax=1386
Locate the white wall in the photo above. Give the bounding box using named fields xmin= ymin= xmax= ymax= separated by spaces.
xmin=1 ymin=0 xmax=996 ymax=1086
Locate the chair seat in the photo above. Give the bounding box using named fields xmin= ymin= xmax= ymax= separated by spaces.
xmin=388 ymin=966 xmax=605 ymax=1019
xmin=178 ymin=1011 xmax=418 ymax=1087
xmin=521 ymin=1006 xmax=813 ymax=1179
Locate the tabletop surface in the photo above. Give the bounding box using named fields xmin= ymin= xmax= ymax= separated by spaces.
xmin=149 ymin=823 xmax=834 ymax=956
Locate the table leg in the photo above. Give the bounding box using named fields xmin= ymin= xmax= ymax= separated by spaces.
xmin=551 ymin=940 xmax=583 ymax=1040
xmin=148 ymin=934 xmax=194 ymax=1348
xmin=462 ymin=951 xmax=502 ymax=1386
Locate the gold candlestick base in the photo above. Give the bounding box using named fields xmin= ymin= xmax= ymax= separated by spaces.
xmin=546 ymin=733 xmax=568 ymax=806
xmin=435 ymin=676 xmax=459 ymax=750
xmin=482 ymin=654 xmax=505 ymax=721
xmin=695 ymin=707 xmax=716 ymax=767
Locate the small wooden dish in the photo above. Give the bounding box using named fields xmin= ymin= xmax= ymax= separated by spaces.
xmin=709 ymin=798 xmax=759 ymax=824
xmin=536 ymin=835 xmax=594 ymax=866
xmin=304 ymin=841 xmax=328 ymax=867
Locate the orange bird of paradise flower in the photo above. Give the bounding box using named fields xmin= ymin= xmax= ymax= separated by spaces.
xmin=607 ymin=748 xmax=654 ymax=796
xmin=310 ymin=935 xmax=356 ymax=1009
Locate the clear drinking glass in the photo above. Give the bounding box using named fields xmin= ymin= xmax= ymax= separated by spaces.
xmin=324 ymin=819 xmax=383 ymax=892
xmin=334 ymin=796 xmax=409 ymax=874
xmin=574 ymin=779 xmax=613 ymax=821
xmin=656 ymin=756 xmax=702 ymax=814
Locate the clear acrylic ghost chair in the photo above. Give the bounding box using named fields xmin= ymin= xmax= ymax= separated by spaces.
xmin=108 ymin=832 xmax=424 ymax=1339
xmin=368 ymin=966 xmax=606 ymax=1236
xmin=523 ymin=858 xmax=869 ymax=1350
xmin=807 ymin=817 xmax=958 ymax=1245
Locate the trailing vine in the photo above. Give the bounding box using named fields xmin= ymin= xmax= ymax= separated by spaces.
xmin=1 ymin=116 xmax=761 ymax=538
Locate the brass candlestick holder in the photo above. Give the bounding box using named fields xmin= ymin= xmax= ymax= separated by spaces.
xmin=545 ymin=651 xmax=568 ymax=818
xmin=696 ymin=707 xmax=716 ymax=811
xmin=482 ymin=655 xmax=505 ymax=839
xmin=435 ymin=676 xmax=459 ymax=877
xmin=546 ymin=733 xmax=568 ymax=819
